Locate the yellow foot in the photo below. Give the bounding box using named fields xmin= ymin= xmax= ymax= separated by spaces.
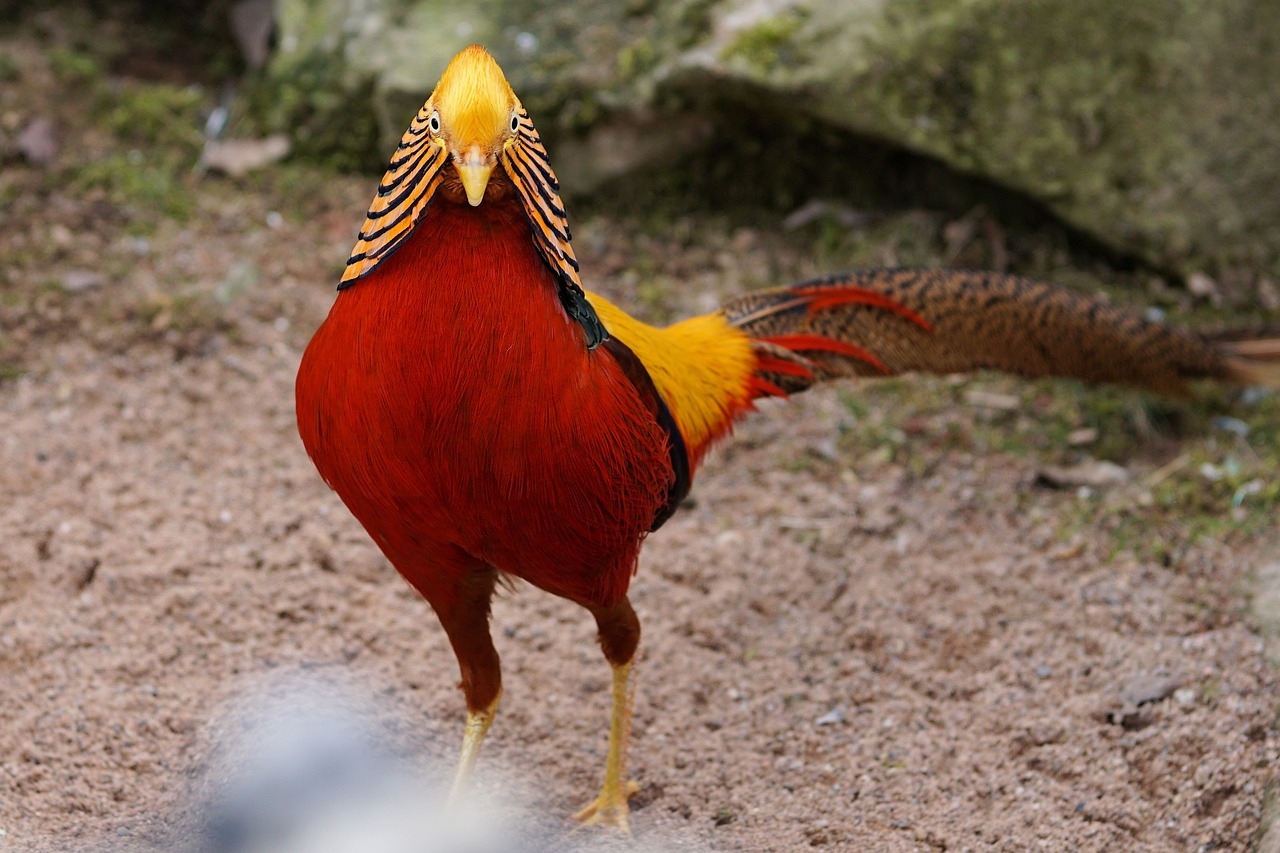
xmin=573 ymin=779 xmax=640 ymax=833
xmin=446 ymin=693 xmax=501 ymax=806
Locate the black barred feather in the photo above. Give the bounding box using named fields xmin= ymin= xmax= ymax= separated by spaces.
xmin=339 ymin=103 xmax=448 ymax=287
xmin=502 ymin=108 xmax=607 ymax=349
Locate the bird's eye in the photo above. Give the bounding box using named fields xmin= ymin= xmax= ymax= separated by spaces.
xmin=428 ymin=111 xmax=441 ymax=133
xmin=509 ymin=112 xmax=520 ymax=133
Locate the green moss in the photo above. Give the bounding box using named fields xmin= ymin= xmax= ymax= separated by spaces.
xmin=72 ymin=152 xmax=195 ymax=224
xmin=240 ymin=56 xmax=384 ymax=173
xmin=721 ymin=9 xmax=809 ymax=72
xmin=617 ymin=38 xmax=659 ymax=79
xmin=48 ymin=46 xmax=101 ymax=83
xmin=664 ymin=0 xmax=717 ymax=49
xmin=104 ymin=84 xmax=207 ymax=151
xmin=130 ymin=291 xmax=226 ymax=334
xmin=0 ymin=53 xmax=19 ymax=82
xmin=852 ymin=0 xmax=1280 ymax=279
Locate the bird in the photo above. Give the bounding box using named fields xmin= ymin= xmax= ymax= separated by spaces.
xmin=294 ymin=44 xmax=1280 ymax=833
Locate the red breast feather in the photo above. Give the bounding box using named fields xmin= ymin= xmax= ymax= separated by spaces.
xmin=296 ymin=199 xmax=673 ymax=610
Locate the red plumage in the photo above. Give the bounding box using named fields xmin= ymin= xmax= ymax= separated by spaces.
xmin=295 ymin=197 xmax=673 ymax=613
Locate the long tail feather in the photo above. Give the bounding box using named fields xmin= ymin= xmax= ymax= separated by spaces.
xmin=722 ymin=269 xmax=1280 ymax=398
xmin=1209 ymin=334 xmax=1280 ymax=387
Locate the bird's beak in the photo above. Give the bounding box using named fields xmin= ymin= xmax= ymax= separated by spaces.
xmin=456 ymin=146 xmax=494 ymax=207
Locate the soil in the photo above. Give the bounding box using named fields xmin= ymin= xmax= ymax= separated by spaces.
xmin=2 ymin=9 xmax=1279 ymax=853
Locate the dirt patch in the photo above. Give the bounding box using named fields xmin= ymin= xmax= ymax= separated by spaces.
xmin=3 ymin=296 xmax=1278 ymax=851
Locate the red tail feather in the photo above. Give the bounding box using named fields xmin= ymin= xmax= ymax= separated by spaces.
xmin=789 ymin=285 xmax=932 ymax=332
xmin=757 ymin=334 xmax=890 ymax=374
xmin=748 ymin=376 xmax=789 ymax=398
xmin=753 ymin=353 xmax=816 ymax=379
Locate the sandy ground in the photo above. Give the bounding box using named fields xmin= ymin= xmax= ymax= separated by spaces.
xmin=3 ymin=14 xmax=1280 ymax=852
xmin=3 ymin=203 xmax=1280 ymax=853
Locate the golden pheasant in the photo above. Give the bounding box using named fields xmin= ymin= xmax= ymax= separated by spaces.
xmin=294 ymin=45 xmax=1280 ymax=831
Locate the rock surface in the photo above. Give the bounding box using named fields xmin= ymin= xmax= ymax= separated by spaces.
xmin=265 ymin=0 xmax=1280 ymax=281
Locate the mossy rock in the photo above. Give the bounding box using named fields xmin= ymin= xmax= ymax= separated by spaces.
xmin=262 ymin=0 xmax=1280 ymax=282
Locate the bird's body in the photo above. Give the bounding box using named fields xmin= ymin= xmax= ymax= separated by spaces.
xmin=298 ymin=195 xmax=673 ymax=611
xmin=296 ymin=45 xmax=1280 ymax=833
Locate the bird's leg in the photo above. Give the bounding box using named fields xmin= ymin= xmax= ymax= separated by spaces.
xmin=433 ymin=566 xmax=502 ymax=805
xmin=448 ymin=688 xmax=501 ymax=805
xmin=573 ymin=660 xmax=638 ymax=830
xmin=575 ymin=598 xmax=641 ymax=833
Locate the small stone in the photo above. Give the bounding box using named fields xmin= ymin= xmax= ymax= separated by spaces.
xmin=815 ymin=706 xmax=846 ymax=726
xmin=1037 ymin=460 xmax=1129 ymax=490
xmin=1035 ymin=664 xmax=1053 ymax=679
xmin=964 ymin=389 xmax=1019 ymax=411
xmin=1173 ymin=688 xmax=1196 ymax=705
xmin=1109 ymin=673 xmax=1182 ymax=723
xmin=61 ymin=270 xmax=103 ymax=292
xmin=17 ymin=116 xmax=57 ymax=164
xmin=201 ymin=135 xmax=291 ymax=177
xmin=1212 ymin=416 xmax=1250 ymax=438
xmin=1067 ymin=427 xmax=1098 ymax=446
xmin=1187 ymin=272 xmax=1219 ymax=300
xmin=50 ymin=223 xmax=73 ymax=247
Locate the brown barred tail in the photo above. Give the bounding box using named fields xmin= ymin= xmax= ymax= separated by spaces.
xmin=721 ymin=268 xmax=1280 ymax=397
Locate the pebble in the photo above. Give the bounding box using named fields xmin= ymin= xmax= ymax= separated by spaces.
xmin=1187 ymin=272 xmax=1219 ymax=301
xmin=1211 ymin=416 xmax=1250 ymax=438
xmin=17 ymin=116 xmax=57 ymax=164
xmin=965 ymin=389 xmax=1019 ymax=411
xmin=1067 ymin=427 xmax=1098 ymax=446
xmin=62 ymin=270 xmax=103 ymax=292
xmin=815 ymin=706 xmax=846 ymax=726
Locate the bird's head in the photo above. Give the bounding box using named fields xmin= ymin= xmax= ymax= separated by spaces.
xmin=341 ymin=45 xmax=604 ymax=348
xmin=428 ymin=45 xmax=520 ymax=207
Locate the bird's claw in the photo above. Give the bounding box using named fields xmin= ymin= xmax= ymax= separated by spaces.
xmin=572 ymin=779 xmax=640 ymax=834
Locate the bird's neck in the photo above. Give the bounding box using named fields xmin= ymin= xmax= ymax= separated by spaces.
xmin=339 ymin=194 xmax=586 ymax=355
